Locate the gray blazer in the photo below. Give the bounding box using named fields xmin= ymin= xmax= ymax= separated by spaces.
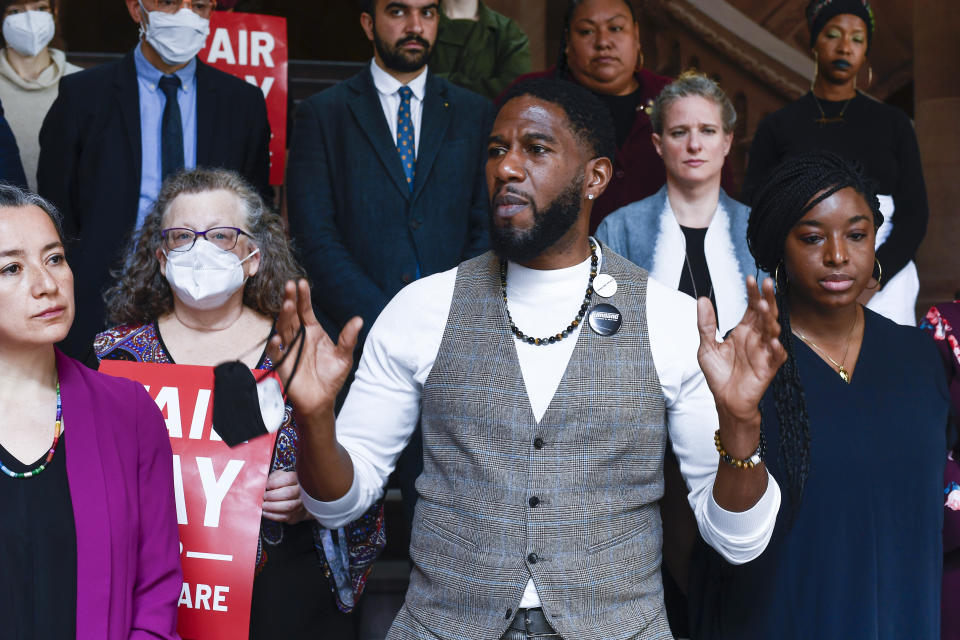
xmin=597 ymin=186 xmax=766 ymax=334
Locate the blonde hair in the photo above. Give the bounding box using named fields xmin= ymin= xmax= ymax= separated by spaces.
xmin=649 ymin=70 xmax=737 ymax=135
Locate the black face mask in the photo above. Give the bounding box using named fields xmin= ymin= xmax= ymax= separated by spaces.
xmin=211 ymin=326 xmax=305 ymax=447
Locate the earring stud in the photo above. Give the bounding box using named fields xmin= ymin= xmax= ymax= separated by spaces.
xmin=587 ymin=194 xmax=595 ymax=200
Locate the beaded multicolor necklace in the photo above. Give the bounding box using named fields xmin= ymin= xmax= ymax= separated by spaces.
xmin=500 ymin=238 xmax=598 ymax=345
xmin=0 ymin=382 xmax=62 ymax=479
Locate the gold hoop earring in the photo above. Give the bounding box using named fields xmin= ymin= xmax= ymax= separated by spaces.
xmin=866 ymin=63 xmax=873 ymax=89
xmin=867 ymin=258 xmax=882 ymax=289
xmin=775 ymin=262 xmax=785 ymax=286
xmin=636 ymin=50 xmax=644 ymax=72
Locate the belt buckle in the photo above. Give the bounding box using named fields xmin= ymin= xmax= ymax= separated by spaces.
xmin=524 ymin=610 xmax=561 ymax=639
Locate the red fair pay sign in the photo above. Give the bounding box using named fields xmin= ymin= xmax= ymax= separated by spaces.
xmin=99 ymin=360 xmax=276 ymax=640
xmin=200 ymin=12 xmax=288 ymax=186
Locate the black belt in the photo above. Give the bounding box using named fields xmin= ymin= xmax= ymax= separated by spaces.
xmin=508 ymin=608 xmax=562 ymax=638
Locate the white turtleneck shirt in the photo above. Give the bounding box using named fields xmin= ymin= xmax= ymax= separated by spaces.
xmin=302 ymin=244 xmax=780 ymax=609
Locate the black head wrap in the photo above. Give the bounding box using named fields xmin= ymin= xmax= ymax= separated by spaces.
xmin=806 ymin=0 xmax=876 ymax=51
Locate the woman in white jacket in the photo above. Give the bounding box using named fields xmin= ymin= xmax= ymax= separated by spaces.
xmin=597 ymin=70 xmax=766 ymax=335
xmin=0 ymin=0 xmax=79 ymax=190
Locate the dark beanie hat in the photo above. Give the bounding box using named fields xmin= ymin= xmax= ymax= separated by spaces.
xmin=806 ymin=0 xmax=875 ymax=51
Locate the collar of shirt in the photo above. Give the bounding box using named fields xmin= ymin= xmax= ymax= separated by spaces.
xmin=505 ymin=241 xmax=602 ymax=304
xmin=369 ymin=58 xmax=427 ymax=157
xmin=134 ymin=41 xmax=197 ymax=94
xmin=369 ymin=58 xmax=427 ymax=103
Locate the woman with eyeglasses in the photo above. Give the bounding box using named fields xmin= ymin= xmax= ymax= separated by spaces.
xmin=92 ymin=168 xmax=385 ymax=640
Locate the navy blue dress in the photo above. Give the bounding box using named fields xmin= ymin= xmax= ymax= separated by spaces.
xmin=690 ymin=309 xmax=949 ymax=639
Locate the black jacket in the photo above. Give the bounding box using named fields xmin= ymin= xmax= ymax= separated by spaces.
xmin=286 ymin=66 xmax=491 ymax=337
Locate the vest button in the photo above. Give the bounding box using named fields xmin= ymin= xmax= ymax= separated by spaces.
xmin=529 ymin=496 xmax=540 ymax=507
xmin=401 ymin=273 xmax=413 ymax=284
xmin=527 ymin=552 xmax=539 ymax=564
xmin=410 ymin=218 xmax=422 ymax=229
xmin=533 ymin=437 xmax=544 ymax=449
xmin=505 ymin=608 xmax=513 ymax=620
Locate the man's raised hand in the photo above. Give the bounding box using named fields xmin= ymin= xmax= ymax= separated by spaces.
xmin=267 ymin=279 xmax=362 ymax=420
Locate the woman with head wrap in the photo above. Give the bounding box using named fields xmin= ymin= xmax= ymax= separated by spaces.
xmin=689 ymin=150 xmax=949 ymax=639
xmin=742 ymin=0 xmax=926 ymax=326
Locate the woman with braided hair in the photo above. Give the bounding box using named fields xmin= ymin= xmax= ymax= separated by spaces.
xmin=689 ymin=150 xmax=949 ymax=639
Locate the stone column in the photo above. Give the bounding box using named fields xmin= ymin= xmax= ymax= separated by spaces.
xmin=914 ymin=1 xmax=960 ymax=312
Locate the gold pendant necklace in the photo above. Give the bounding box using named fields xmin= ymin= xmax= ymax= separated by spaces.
xmin=812 ymin=93 xmax=853 ymax=126
xmin=793 ymin=312 xmax=859 ymax=384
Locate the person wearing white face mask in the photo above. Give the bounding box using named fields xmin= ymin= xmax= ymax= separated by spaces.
xmin=93 ymin=168 xmax=386 ymax=639
xmin=0 ymin=0 xmax=79 ymax=191
xmin=37 ymin=0 xmax=270 ymax=361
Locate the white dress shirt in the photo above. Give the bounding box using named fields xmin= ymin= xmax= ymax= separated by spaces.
xmin=302 ymin=245 xmax=781 ymax=609
xmin=369 ymin=58 xmax=427 ymax=157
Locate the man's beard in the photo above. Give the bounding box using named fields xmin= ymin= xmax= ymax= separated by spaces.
xmin=373 ymin=30 xmax=431 ymax=73
xmin=490 ymin=174 xmax=584 ymax=264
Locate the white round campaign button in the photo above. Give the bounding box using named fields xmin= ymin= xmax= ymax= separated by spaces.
xmin=593 ymin=273 xmax=618 ymax=298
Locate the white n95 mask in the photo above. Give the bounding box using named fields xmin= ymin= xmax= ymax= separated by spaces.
xmin=138 ymin=0 xmax=210 ymax=66
xmin=163 ymin=239 xmax=260 ymax=310
xmin=3 ymin=10 xmax=55 ymax=58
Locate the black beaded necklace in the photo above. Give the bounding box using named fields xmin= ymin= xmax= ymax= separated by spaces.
xmin=500 ymin=238 xmax=598 ymax=345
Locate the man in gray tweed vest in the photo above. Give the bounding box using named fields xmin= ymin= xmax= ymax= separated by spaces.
xmin=274 ymin=79 xmax=787 ymax=639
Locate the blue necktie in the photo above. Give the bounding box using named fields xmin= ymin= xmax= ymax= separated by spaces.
xmin=158 ymin=75 xmax=184 ymax=181
xmin=396 ymin=86 xmax=416 ymax=193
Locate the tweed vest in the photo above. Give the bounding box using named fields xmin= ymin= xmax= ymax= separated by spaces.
xmin=388 ymin=247 xmax=671 ymax=640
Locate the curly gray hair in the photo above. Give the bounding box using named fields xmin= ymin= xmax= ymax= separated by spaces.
xmin=103 ymin=168 xmax=306 ymax=325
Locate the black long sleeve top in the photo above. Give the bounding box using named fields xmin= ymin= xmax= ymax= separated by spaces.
xmin=741 ymin=91 xmax=928 ymax=287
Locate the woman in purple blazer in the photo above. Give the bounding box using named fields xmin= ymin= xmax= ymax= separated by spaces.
xmin=0 ymin=184 xmax=181 ymax=640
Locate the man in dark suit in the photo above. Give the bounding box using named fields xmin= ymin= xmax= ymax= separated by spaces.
xmin=286 ymin=0 xmax=492 ymax=536
xmin=37 ymin=0 xmax=269 ymax=358
xmin=286 ymin=0 xmax=491 ymax=339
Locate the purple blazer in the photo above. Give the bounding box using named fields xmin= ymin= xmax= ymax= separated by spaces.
xmin=57 ymin=350 xmax=182 ymax=639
